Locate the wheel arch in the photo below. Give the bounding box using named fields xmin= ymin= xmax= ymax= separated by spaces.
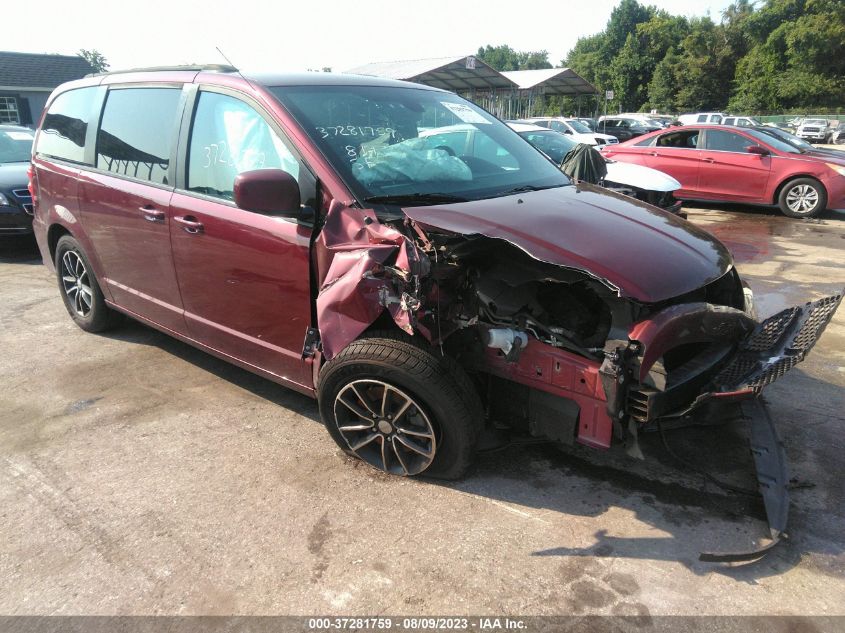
xmin=47 ymin=223 xmax=73 ymax=264
xmin=772 ymin=174 xmax=827 ymax=205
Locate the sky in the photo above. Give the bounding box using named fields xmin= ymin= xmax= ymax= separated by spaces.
xmin=6 ymin=0 xmax=738 ymax=74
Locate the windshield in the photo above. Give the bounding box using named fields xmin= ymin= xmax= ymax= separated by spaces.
xmin=744 ymin=128 xmax=803 ymax=154
xmin=805 ymin=119 xmax=827 ymax=126
xmin=0 ymin=128 xmax=34 ymax=163
xmin=565 ymin=119 xmax=592 ymax=134
xmin=270 ymin=85 xmax=569 ymax=204
xmin=518 ymin=129 xmax=578 ymax=164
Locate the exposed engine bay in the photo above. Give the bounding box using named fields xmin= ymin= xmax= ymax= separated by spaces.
xmin=311 ymin=195 xmax=842 ymax=562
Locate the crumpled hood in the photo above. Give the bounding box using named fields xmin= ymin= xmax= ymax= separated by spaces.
xmin=403 ymin=183 xmax=733 ymax=303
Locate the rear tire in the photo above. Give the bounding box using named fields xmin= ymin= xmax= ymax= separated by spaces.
xmin=317 ymin=332 xmax=484 ymax=479
xmin=54 ymin=235 xmax=120 ymax=332
xmin=777 ymin=178 xmax=826 ymax=219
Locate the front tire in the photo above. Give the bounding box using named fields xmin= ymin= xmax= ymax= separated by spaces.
xmin=778 ymin=178 xmax=826 ymax=219
xmin=317 ymin=333 xmax=484 ymax=479
xmin=55 ymin=235 xmax=120 ymax=332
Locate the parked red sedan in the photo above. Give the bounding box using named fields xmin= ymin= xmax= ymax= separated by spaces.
xmin=602 ymin=125 xmax=845 ymax=218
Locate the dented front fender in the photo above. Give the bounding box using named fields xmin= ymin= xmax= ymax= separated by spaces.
xmin=314 ymin=201 xmax=431 ymax=359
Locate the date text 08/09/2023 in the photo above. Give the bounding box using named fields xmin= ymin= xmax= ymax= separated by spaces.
xmin=307 ymin=617 xmax=528 ymax=630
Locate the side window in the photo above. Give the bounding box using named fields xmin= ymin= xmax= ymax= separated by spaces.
xmin=696 ymin=115 xmax=708 ymax=123
xmin=723 ymin=118 xmax=735 ymax=126
xmin=634 ymin=135 xmax=656 ymax=147
xmin=710 ymin=115 xmax=723 ymax=124
xmin=656 ymin=130 xmax=700 ymax=148
xmin=96 ymin=88 xmax=182 ymax=185
xmin=187 ymin=91 xmax=300 ymax=202
xmin=36 ymin=87 xmax=99 ymax=164
xmin=704 ymin=129 xmax=755 ymax=152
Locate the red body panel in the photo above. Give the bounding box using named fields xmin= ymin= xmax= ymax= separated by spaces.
xmin=169 ymin=192 xmax=314 ymax=388
xmin=78 ymin=171 xmax=185 ymax=333
xmin=481 ymin=338 xmax=613 ymax=449
xmin=641 ymin=148 xmax=702 ymax=196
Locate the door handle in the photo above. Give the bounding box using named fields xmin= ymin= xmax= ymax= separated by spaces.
xmin=703 ymin=157 xmax=715 ymax=163
xmin=650 ymin=151 xmax=659 ymax=156
xmin=139 ymin=205 xmax=165 ymax=223
xmin=173 ymin=215 xmax=204 ymax=234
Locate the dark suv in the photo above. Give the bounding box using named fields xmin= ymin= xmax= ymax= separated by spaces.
xmin=598 ymin=117 xmax=654 ymax=141
xmin=0 ymin=125 xmax=35 ymax=236
xmin=29 ymin=68 xmax=840 ymax=550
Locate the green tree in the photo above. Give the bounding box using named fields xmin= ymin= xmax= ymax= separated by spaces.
xmin=729 ymin=0 xmax=845 ymax=111
xmin=78 ymin=49 xmax=109 ymax=73
xmin=476 ymin=45 xmax=552 ymax=71
xmin=647 ymin=48 xmax=681 ymax=111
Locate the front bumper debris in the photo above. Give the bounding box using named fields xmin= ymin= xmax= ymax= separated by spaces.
xmin=699 ymin=398 xmax=789 ymax=562
xmin=714 ymin=292 xmax=843 ymax=391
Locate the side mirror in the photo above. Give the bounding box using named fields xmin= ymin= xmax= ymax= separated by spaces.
xmin=564 ymin=129 xmax=573 ymax=135
xmin=234 ymin=169 xmax=301 ymax=216
xmin=745 ymin=145 xmax=770 ymax=156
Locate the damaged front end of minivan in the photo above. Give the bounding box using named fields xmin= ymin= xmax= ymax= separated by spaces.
xmin=311 ymin=185 xmax=842 ymax=562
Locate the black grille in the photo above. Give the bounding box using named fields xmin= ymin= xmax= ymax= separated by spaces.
xmin=715 ymin=292 xmax=843 ymax=390
xmin=743 ymin=307 xmax=798 ymax=351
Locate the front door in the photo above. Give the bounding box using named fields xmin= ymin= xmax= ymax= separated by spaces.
xmin=697 ymin=129 xmax=771 ymax=201
xmin=169 ymin=88 xmax=314 ymax=388
xmin=77 ymin=85 xmax=187 ymax=333
xmin=642 ymin=129 xmax=702 ymax=196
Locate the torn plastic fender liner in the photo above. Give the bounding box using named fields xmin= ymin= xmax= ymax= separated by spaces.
xmin=699 ymin=398 xmax=789 ymax=563
xmin=314 ymin=200 xmax=431 ymax=359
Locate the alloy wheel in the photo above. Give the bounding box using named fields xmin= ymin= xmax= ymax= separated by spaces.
xmin=61 ymin=250 xmax=93 ymax=317
xmin=785 ymin=184 xmax=819 ymax=214
xmin=333 ymin=379 xmax=436 ymax=475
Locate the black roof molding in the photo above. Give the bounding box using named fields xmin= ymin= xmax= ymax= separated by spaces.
xmin=88 ymin=64 xmax=238 ymax=78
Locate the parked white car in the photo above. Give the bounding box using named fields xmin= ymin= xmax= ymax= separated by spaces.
xmin=722 ymin=115 xmax=762 ymax=127
xmin=523 ymin=117 xmax=619 ymax=146
xmin=677 ymin=112 xmax=726 ymax=125
xmin=796 ymin=119 xmax=832 ymax=143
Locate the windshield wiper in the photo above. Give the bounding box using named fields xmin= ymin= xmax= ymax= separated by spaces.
xmin=363 ymin=192 xmax=469 ymax=206
xmin=491 ymin=184 xmax=565 ymax=198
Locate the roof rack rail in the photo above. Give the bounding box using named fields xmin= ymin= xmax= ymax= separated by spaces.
xmin=86 ymin=64 xmax=238 ymax=78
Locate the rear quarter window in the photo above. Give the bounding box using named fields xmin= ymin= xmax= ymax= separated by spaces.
xmin=36 ymin=87 xmax=100 ymax=164
xmin=96 ymin=87 xmax=182 ymax=185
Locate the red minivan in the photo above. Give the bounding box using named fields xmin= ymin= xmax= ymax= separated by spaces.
xmin=30 ymin=67 xmax=841 ymax=554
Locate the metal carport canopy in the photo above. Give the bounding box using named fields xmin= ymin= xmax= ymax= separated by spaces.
xmin=344 ymin=56 xmax=518 ymax=92
xmin=501 ymin=68 xmax=598 ymax=96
